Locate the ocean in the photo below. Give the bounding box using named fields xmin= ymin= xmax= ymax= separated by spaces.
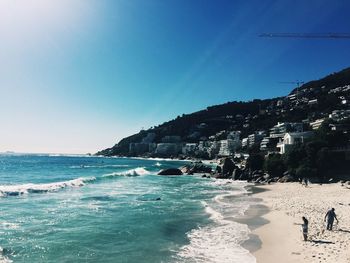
xmin=0 ymin=154 xmax=256 ymax=263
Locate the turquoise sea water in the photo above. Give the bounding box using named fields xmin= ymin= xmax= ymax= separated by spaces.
xmin=0 ymin=155 xmax=255 ymax=263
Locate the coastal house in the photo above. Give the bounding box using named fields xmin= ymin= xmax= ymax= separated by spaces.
xmin=277 ymin=132 xmax=313 ymax=154
xmin=287 ymin=93 xmax=297 ymax=101
xmin=248 ymin=131 xmax=265 ymax=146
xmin=269 ymin=122 xmax=303 ymax=138
xmin=308 ymin=99 xmax=318 ymax=105
xmin=182 ymin=143 xmax=197 ymax=155
xmin=155 ymin=143 xmax=182 ymax=156
xmin=329 ymin=124 xmax=350 ymax=133
xmin=241 ymin=138 xmax=248 ymax=148
xmin=276 ymin=100 xmax=284 ymax=107
xmin=309 ymin=119 xmax=325 ymax=130
xmin=260 ymin=137 xmax=270 ymax=151
xmin=260 ymin=137 xmax=279 ymax=152
xmin=208 ymin=141 xmax=220 ymax=159
xmin=218 ymin=140 xmax=231 ymax=156
xmin=329 ymin=110 xmax=350 ymax=121
xmin=218 ymin=138 xmax=241 ymax=157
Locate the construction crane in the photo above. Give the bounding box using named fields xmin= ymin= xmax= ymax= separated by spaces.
xmin=259 ymin=33 xmax=350 ymax=39
xmin=279 ymin=81 xmax=304 ymax=87
xmin=279 ymin=81 xmax=304 ymax=102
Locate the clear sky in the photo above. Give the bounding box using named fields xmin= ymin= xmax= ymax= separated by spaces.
xmin=1 ymin=0 xmax=350 ymax=154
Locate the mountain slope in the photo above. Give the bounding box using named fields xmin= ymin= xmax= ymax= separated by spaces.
xmin=97 ymin=67 xmax=350 ymax=156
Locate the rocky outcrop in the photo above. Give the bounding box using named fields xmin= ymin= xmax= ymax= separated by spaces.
xmin=278 ymin=175 xmax=294 ymax=183
xmin=158 ymin=168 xmax=183 ymax=176
xmin=232 ymin=168 xmax=242 ymax=180
xmin=180 ymin=162 xmax=212 ymax=175
xmin=221 ymin=157 xmax=236 ymax=178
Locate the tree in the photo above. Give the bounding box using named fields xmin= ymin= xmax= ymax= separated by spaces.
xmin=264 ymin=154 xmax=286 ymax=177
xmin=247 ymin=154 xmax=264 ymax=172
xmin=296 ymin=164 xmax=316 ymax=180
xmin=316 ymin=147 xmax=331 ymax=182
xmin=284 ymin=145 xmax=306 ymax=170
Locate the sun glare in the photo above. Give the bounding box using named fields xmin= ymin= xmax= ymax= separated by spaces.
xmin=0 ymin=0 xmax=95 ymax=46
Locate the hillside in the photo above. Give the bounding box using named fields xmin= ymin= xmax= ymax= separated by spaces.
xmin=97 ymin=67 xmax=350 ymax=157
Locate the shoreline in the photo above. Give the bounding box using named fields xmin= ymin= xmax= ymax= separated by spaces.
xmin=236 ymin=185 xmax=269 ymax=255
xmin=247 ymin=183 xmax=350 ymax=263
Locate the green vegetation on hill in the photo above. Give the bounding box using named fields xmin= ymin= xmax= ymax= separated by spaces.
xmin=246 ymin=118 xmax=350 ymax=182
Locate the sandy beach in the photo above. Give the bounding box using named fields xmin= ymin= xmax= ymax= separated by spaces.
xmin=252 ymin=183 xmax=350 ymax=263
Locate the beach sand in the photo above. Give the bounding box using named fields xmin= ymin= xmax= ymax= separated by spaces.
xmin=252 ymin=183 xmax=350 ymax=263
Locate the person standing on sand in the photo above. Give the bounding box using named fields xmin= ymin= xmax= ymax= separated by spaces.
xmin=301 ymin=217 xmax=309 ymax=241
xmin=324 ymin=208 xmax=338 ymax=230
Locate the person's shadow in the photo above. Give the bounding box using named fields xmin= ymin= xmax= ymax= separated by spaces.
xmin=337 ymin=228 xmax=350 ymax=233
xmin=310 ymin=240 xmax=335 ymax=244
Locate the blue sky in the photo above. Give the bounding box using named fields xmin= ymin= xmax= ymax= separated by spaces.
xmin=1 ymin=0 xmax=350 ymax=153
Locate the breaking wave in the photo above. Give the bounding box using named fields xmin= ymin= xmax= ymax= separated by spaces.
xmin=69 ymin=164 xmax=130 ymax=169
xmin=0 ymin=167 xmax=151 ymax=198
xmin=0 ymin=177 xmax=96 ymax=197
xmin=0 ymin=246 xmax=12 ymax=263
xmin=175 ymin=180 xmax=256 ymax=263
xmin=102 ymin=167 xmax=151 ymax=178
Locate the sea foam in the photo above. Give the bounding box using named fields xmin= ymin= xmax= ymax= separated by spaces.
xmin=102 ymin=167 xmax=151 ymax=178
xmin=0 ymin=177 xmax=96 ymax=197
xmin=176 ymin=180 xmax=256 ymax=263
xmin=0 ymin=247 xmax=12 ymax=263
xmin=69 ymin=164 xmax=130 ymax=169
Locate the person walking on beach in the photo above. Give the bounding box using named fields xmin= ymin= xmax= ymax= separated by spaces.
xmin=301 ymin=217 xmax=309 ymax=241
xmin=324 ymin=208 xmax=338 ymax=230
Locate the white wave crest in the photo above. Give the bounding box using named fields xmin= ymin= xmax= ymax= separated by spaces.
xmin=176 ymin=182 xmax=256 ymax=263
xmin=0 ymin=247 xmax=12 ymax=263
xmin=70 ymin=164 xmax=130 ymax=169
xmin=102 ymin=167 xmax=151 ymax=178
xmin=176 ymin=222 xmax=255 ymax=263
xmin=0 ymin=222 xmax=20 ymax=230
xmin=0 ymin=177 xmax=96 ymax=197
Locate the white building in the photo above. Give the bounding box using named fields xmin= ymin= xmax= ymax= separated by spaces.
xmin=277 ymin=132 xmax=313 ymax=154
xmin=308 ymin=99 xmax=318 ymax=105
xmin=248 ymin=131 xmax=265 ymax=146
xmin=155 ymin=143 xmax=182 ymax=156
xmin=218 ymin=138 xmax=241 ymax=156
xmin=329 ymin=110 xmax=350 ymax=122
xmin=182 ymin=143 xmax=197 ymax=155
xmin=242 ymin=138 xmax=249 ymax=148
xmin=269 ymin=122 xmax=303 ymax=138
xmin=309 ymin=119 xmax=325 ymax=130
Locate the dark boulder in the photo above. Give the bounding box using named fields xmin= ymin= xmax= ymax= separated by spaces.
xmin=232 ymin=168 xmax=242 ymax=180
xmin=222 ymin=158 xmax=235 ymax=178
xmin=158 ymin=168 xmax=183 ymax=176
xmin=252 ymin=170 xmax=264 ymax=176
xmin=180 ymin=163 xmax=212 ymax=174
xmin=263 ymin=173 xmax=271 ymax=180
xmin=278 ymin=175 xmax=294 ymax=183
xmin=253 ymin=176 xmax=265 ymax=183
xmin=238 ymin=170 xmax=250 ymax=181
xmin=190 ymin=163 xmax=212 ymax=174
xmin=283 ymin=171 xmax=290 ymax=176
